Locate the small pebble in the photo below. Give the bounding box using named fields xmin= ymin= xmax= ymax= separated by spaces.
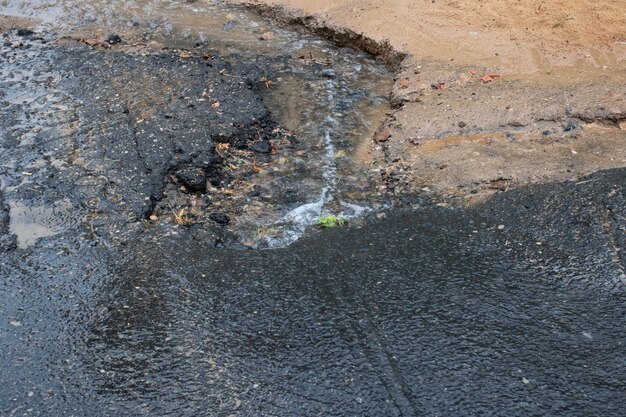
xmin=105 ymin=34 xmax=122 ymax=45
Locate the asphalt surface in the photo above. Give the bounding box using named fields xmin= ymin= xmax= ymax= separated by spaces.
xmin=2 ymin=168 xmax=626 ymax=416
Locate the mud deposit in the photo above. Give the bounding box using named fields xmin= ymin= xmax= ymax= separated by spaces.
xmin=1 ymin=1 xmax=626 ymax=416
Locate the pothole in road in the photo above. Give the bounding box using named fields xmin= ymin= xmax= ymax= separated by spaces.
xmin=0 ymin=0 xmax=394 ymax=249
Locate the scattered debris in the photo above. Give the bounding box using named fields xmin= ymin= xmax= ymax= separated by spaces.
xmin=564 ymin=121 xmax=578 ymax=132
xmin=431 ymin=82 xmax=446 ymax=90
xmin=74 ymin=37 xmax=111 ymax=48
xmin=174 ymin=168 xmax=207 ymax=193
xmin=16 ymin=28 xmax=35 ymax=37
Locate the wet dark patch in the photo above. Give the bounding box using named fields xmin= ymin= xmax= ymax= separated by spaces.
xmin=3 ymin=169 xmax=624 ymax=416
xmin=477 ymin=168 xmax=626 ymax=289
xmin=0 ymin=192 xmax=16 ymax=252
xmin=0 ymin=35 xmax=289 ymax=244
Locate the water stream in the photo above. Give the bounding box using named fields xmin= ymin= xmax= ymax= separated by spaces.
xmin=1 ymin=0 xmax=392 ymax=248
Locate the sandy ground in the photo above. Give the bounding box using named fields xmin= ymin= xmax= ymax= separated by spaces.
xmin=230 ymin=0 xmax=626 ymax=201
xmin=233 ymin=0 xmax=625 ymax=71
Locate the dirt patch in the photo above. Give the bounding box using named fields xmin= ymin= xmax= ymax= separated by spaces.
xmin=230 ymin=0 xmax=626 ymax=200
xmin=230 ymin=0 xmax=626 ymax=71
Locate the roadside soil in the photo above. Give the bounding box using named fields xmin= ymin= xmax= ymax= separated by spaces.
xmin=229 ymin=0 xmax=626 ymax=202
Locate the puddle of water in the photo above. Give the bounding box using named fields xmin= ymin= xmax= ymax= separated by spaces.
xmin=9 ymin=200 xmax=76 ymax=248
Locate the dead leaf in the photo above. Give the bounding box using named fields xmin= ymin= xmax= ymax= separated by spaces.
xmin=215 ymin=142 xmax=229 ymax=157
xmin=399 ymin=79 xmax=410 ymax=89
xmin=252 ymin=158 xmax=264 ymax=172
xmin=179 ymin=51 xmax=193 ymax=59
xmin=480 ymin=73 xmax=501 ymax=83
xmin=212 ymin=101 xmax=220 ymax=109
xmin=173 ymin=208 xmax=188 ymax=225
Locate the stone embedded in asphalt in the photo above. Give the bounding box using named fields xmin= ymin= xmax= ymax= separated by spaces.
xmin=564 ymin=121 xmax=578 ymax=131
xmin=16 ymin=28 xmax=35 ymax=37
xmin=222 ymin=21 xmax=237 ymax=31
xmin=192 ymin=151 xmax=218 ymax=169
xmin=248 ymin=140 xmax=272 ymax=154
xmin=175 ymin=168 xmax=207 ymax=193
xmin=105 ymin=34 xmax=122 ymax=45
xmin=374 ymin=129 xmax=392 ymax=143
xmin=209 ymin=212 xmax=230 ymax=225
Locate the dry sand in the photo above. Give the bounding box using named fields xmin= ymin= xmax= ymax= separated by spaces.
xmin=234 ymin=0 xmax=625 ymax=72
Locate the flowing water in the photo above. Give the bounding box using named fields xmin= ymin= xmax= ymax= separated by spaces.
xmin=1 ymin=0 xmax=392 ymax=248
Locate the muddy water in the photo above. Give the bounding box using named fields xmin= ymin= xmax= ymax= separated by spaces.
xmin=1 ymin=0 xmax=391 ymax=248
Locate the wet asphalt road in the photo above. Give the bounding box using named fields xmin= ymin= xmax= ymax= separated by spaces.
xmin=1 ymin=3 xmax=625 ymax=414
xmin=2 ymin=169 xmax=626 ymax=416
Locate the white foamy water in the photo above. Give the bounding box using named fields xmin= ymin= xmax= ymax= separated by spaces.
xmin=261 ymin=82 xmax=372 ymax=249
